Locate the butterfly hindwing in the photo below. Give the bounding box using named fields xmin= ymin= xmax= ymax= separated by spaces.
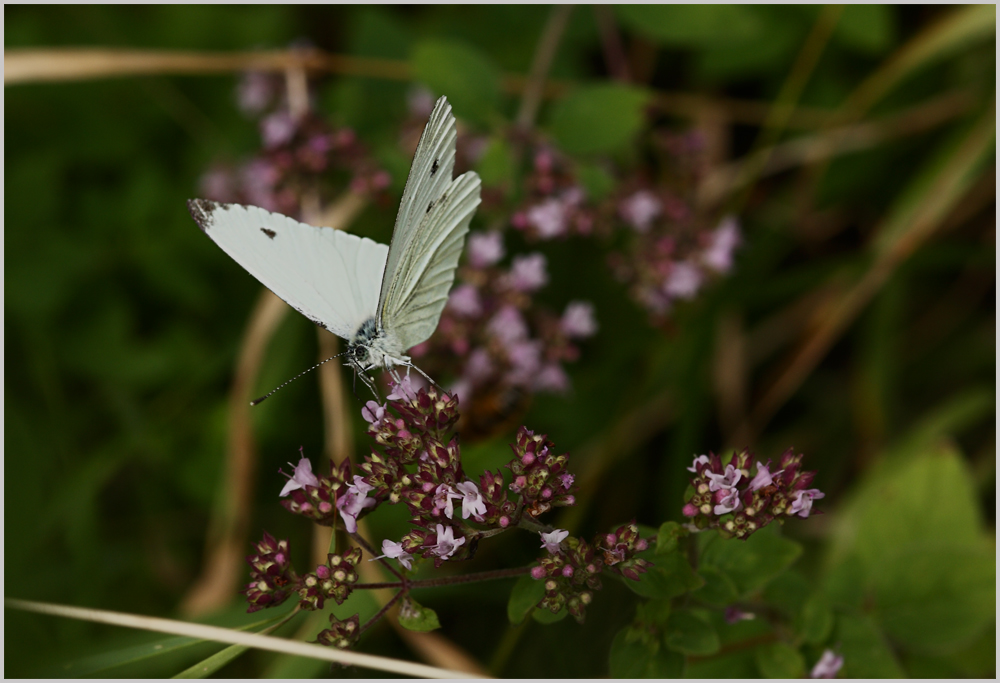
xmin=376 ymin=96 xmax=481 ymax=350
xmin=378 ymin=171 xmax=481 ymax=350
xmin=188 ymin=199 xmax=388 ymax=339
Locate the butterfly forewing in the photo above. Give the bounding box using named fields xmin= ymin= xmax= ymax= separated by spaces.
xmin=376 ymin=96 xmax=460 ymax=328
xmin=379 ymin=171 xmax=482 ymax=350
xmin=188 ymin=200 xmax=388 ymax=339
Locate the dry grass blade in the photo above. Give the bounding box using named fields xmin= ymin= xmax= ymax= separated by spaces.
xmin=6 ymin=598 xmax=482 ymax=679
xmin=4 ymin=48 xmax=411 ymax=84
xmin=181 ymin=289 xmax=288 ymax=618
xmin=740 ymin=102 xmax=995 ymax=441
xmin=699 ymin=89 xmax=977 ymax=206
xmin=5 ymin=46 xmax=843 ymax=129
xmin=841 ymin=4 xmax=995 ymax=121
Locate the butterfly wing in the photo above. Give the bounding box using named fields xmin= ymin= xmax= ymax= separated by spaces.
xmin=379 ymin=172 xmax=481 ymax=350
xmin=188 ymin=199 xmax=388 ymax=339
xmin=376 ymin=96 xmax=482 ymax=350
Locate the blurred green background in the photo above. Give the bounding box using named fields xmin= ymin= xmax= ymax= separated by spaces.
xmin=5 ymin=5 xmax=995 ymax=678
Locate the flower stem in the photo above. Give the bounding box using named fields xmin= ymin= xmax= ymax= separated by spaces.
xmin=354 ymin=565 xmax=533 ymax=592
xmin=359 ymin=589 xmax=406 ymax=635
xmin=406 ymin=566 xmax=532 ymax=589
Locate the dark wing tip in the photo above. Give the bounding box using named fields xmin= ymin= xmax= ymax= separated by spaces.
xmin=187 ymin=198 xmax=222 ymax=232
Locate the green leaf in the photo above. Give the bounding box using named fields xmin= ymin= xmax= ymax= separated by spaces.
xmin=398 ymin=596 xmax=441 ymax=633
xmin=755 ymin=641 xmax=805 ymax=678
xmin=548 ymin=84 xmax=651 ymax=156
xmin=626 ymin=548 xmax=704 ymax=600
xmin=685 ymin=649 xmax=758 ymax=678
xmin=475 ymin=136 xmax=515 ymax=188
xmin=835 ymin=614 xmax=905 ymax=678
xmin=691 ymin=565 xmax=739 ymax=606
xmin=835 ymin=444 xmax=984 ymax=568
xmin=615 ymin=5 xmax=763 ymax=47
xmin=411 ymin=39 xmax=501 ymax=125
xmin=761 ymin=569 xmax=812 ymax=618
xmin=698 ymin=528 xmax=803 ymax=597
xmin=532 ymin=605 xmax=568 ymax=624
xmin=796 ymin=595 xmax=834 ymax=645
xmin=575 ymin=162 xmax=616 ymax=202
xmin=663 ymin=610 xmax=720 ymax=656
xmin=874 ymin=541 xmax=995 ymax=653
xmin=52 ymin=612 xmax=292 ymax=678
xmin=654 ymin=521 xmax=682 ymax=555
xmin=507 ymin=574 xmax=546 ymax=624
xmin=609 ymin=627 xmax=685 ymax=678
xmin=821 ymin=554 xmax=867 ymax=611
xmin=174 ymin=609 xmax=299 ymax=678
xmin=834 ymin=5 xmax=895 ymax=54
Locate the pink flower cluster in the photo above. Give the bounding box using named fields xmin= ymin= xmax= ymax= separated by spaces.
xmin=241 ymin=533 xmax=362 ymax=614
xmin=409 ymin=230 xmax=598 ymax=439
xmin=201 ymin=72 xmax=390 ymax=219
xmin=510 ymin=148 xmax=596 ymax=240
xmin=245 ymin=381 xmax=657 ymax=628
xmin=682 ymin=448 xmax=824 ymax=539
xmin=482 ymin=129 xmax=742 ymax=323
xmin=528 ymin=521 xmax=651 ymax=624
xmin=608 ymin=212 xmax=741 ymax=319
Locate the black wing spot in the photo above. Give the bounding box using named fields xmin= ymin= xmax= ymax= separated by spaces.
xmin=261 ymin=227 xmax=277 ymax=239
xmin=427 ymin=201 xmax=434 ymax=214
xmin=430 ymin=159 xmax=439 ymax=176
xmin=187 ymin=198 xmax=221 ymax=232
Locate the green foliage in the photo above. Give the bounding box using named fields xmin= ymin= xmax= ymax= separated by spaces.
xmin=398 ymin=597 xmax=442 ymax=633
xmin=663 ymin=610 xmax=719 ymax=656
xmin=755 ymin=641 xmax=805 ymax=678
xmin=411 ymin=38 xmax=502 ymax=126
xmin=609 ymin=627 xmax=684 ymax=678
xmin=5 ymin=4 xmax=994 ymax=678
xmin=507 ymin=574 xmax=547 ymax=624
xmin=547 ymin=84 xmax=652 ymax=155
xmin=698 ymin=528 xmax=804 ymax=597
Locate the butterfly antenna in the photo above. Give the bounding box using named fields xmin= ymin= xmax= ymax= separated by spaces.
xmin=250 ymin=353 xmax=347 ymax=406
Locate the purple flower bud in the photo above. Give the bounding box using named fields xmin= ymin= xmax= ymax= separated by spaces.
xmin=561 ymin=301 xmax=598 ymax=338
xmin=261 ymin=112 xmax=297 ymax=149
xmin=561 ymin=565 xmax=574 ymax=578
xmin=526 ymin=198 xmax=568 ymax=239
xmin=488 ymin=306 xmax=529 ymax=344
xmin=810 ymin=650 xmax=844 ymax=679
xmin=619 ymin=190 xmax=662 ymax=232
xmin=468 ymin=231 xmax=505 ymax=268
xmin=663 ymin=260 xmax=703 ymax=300
xmin=447 ymin=284 xmax=482 ymax=317
xmin=507 ymin=253 xmax=548 ymax=292
xmin=531 ymin=565 xmax=546 ymax=579
xmin=702 ymin=216 xmax=741 ymax=274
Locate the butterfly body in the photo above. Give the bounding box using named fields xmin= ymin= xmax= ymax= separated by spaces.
xmin=189 ymin=96 xmax=481 ymax=391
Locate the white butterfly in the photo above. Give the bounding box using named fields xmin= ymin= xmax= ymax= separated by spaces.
xmin=188 ymin=96 xmax=481 ymax=396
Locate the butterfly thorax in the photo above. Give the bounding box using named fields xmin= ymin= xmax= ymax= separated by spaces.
xmin=346 ymin=316 xmax=409 ymax=372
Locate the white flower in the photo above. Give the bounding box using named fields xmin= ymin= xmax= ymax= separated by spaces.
xmin=810 ymin=649 xmax=844 ymax=678
xmin=706 ymin=464 xmax=742 ymax=492
xmin=455 ymin=481 xmax=487 ymax=520
xmin=429 ymin=524 xmax=465 ymax=560
xmin=279 ymin=455 xmax=320 ymax=497
xmin=540 ymin=529 xmax=569 ymax=554
xmin=373 ymin=539 xmax=414 ymax=570
xmin=687 ymin=454 xmax=710 ymax=473
xmin=337 ymin=475 xmax=376 ymax=533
